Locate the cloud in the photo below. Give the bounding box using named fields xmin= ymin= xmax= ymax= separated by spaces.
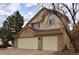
xmin=0 ymin=16 xmax=6 ymax=27
xmin=0 ymin=3 xmax=40 ymax=27
xmin=0 ymin=3 xmax=21 ymax=27
xmin=24 ymin=3 xmax=39 ymax=20
xmin=25 ymin=3 xmax=38 ymax=7
xmin=22 ymin=21 xmax=28 ymax=27
xmin=24 ymin=11 xmax=35 ymax=20
xmin=23 ymin=11 xmax=35 ymax=27
xmin=7 ymin=4 xmax=21 ymax=13
xmin=0 ymin=3 xmax=21 ymax=16
xmin=0 ymin=10 xmax=10 ymax=16
xmin=28 ymin=12 xmax=34 ymax=17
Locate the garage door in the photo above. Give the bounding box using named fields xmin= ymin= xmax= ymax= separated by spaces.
xmin=43 ymin=36 xmax=58 ymax=51
xmin=18 ymin=37 xmax=38 ymax=49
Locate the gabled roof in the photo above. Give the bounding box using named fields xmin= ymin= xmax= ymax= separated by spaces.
xmin=26 ymin=7 xmax=70 ymax=26
xmin=26 ymin=7 xmax=48 ymax=26
xmin=16 ymin=26 xmax=35 ymax=38
xmin=16 ymin=7 xmax=70 ymax=38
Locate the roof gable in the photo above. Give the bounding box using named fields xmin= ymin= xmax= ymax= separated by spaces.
xmin=16 ymin=8 xmax=70 ymax=38
xmin=26 ymin=8 xmax=70 ymax=26
xmin=26 ymin=8 xmax=49 ymax=26
xmin=17 ymin=27 xmax=35 ymax=38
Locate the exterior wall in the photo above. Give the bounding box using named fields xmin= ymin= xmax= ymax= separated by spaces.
xmin=18 ymin=37 xmax=38 ymax=49
xmin=42 ymin=36 xmax=58 ymax=51
xmin=16 ymin=8 xmax=70 ymax=51
xmin=19 ymin=28 xmax=34 ymax=38
xmin=28 ymin=10 xmax=62 ymax=30
xmin=40 ymin=14 xmax=61 ymax=30
xmin=28 ymin=9 xmax=48 ymax=26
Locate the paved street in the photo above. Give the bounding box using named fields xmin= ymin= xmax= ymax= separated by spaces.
xmin=0 ymin=48 xmax=55 ymax=55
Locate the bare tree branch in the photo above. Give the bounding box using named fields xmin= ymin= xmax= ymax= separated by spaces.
xmin=75 ymin=3 xmax=77 ymax=10
xmin=49 ymin=3 xmax=79 ymax=52
xmin=75 ymin=9 xmax=79 ymax=16
xmin=61 ymin=3 xmax=73 ymax=16
xmin=52 ymin=3 xmax=55 ymax=10
xmin=58 ymin=9 xmax=68 ymax=15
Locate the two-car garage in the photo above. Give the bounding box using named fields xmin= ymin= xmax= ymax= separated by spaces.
xmin=17 ymin=36 xmax=58 ymax=51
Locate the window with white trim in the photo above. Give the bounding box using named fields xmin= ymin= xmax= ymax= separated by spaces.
xmin=32 ymin=22 xmax=40 ymax=29
xmin=48 ymin=14 xmax=55 ymax=25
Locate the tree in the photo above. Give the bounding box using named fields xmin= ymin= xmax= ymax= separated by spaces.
xmin=0 ymin=11 xmax=24 ymax=47
xmin=40 ymin=3 xmax=79 ymax=52
xmin=7 ymin=11 xmax=24 ymax=34
xmin=49 ymin=3 xmax=79 ymax=52
xmin=0 ymin=21 xmax=9 ymax=46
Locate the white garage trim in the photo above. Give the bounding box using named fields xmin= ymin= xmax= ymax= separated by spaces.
xmin=18 ymin=37 xmax=38 ymax=49
xmin=42 ymin=36 xmax=58 ymax=51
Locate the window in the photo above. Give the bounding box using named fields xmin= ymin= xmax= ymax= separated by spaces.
xmin=48 ymin=14 xmax=55 ymax=25
xmin=49 ymin=20 xmax=52 ymax=25
xmin=32 ymin=22 xmax=40 ymax=29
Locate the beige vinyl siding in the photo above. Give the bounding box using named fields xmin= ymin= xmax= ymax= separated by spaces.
xmin=28 ymin=10 xmax=62 ymax=30
xmin=40 ymin=14 xmax=61 ymax=30
xmin=19 ymin=27 xmax=34 ymax=38
xmin=42 ymin=36 xmax=58 ymax=51
xmin=18 ymin=37 xmax=38 ymax=49
xmin=28 ymin=9 xmax=48 ymax=27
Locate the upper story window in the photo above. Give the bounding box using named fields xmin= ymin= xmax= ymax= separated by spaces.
xmin=49 ymin=19 xmax=52 ymax=25
xmin=48 ymin=14 xmax=55 ymax=25
xmin=31 ymin=22 xmax=40 ymax=29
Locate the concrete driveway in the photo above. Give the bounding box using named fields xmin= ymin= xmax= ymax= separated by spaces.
xmin=0 ymin=48 xmax=55 ymax=55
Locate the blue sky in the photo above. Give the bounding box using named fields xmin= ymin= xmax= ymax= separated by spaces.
xmin=0 ymin=3 xmax=56 ymax=27
xmin=0 ymin=3 xmax=79 ymax=30
xmin=0 ymin=3 xmax=41 ymax=27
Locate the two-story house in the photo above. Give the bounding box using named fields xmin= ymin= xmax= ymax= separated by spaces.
xmin=14 ymin=8 xmax=70 ymax=52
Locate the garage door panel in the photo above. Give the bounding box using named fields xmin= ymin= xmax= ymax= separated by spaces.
xmin=18 ymin=38 xmax=38 ymax=49
xmin=43 ymin=36 xmax=58 ymax=51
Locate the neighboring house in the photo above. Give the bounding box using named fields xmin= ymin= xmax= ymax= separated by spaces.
xmin=14 ymin=8 xmax=71 ymax=52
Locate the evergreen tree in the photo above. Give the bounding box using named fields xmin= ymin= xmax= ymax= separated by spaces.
xmin=0 ymin=11 xmax=24 ymax=47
